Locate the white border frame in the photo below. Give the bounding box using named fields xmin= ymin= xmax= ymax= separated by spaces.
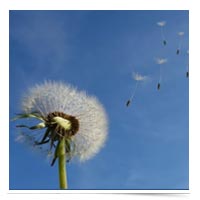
xmin=1 ymin=0 xmax=197 ymax=198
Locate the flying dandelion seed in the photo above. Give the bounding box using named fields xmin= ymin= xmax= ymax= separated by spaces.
xmin=186 ymin=50 xmax=189 ymax=77
xmin=126 ymin=72 xmax=148 ymax=107
xmin=126 ymin=82 xmax=138 ymax=107
xmin=157 ymin=21 xmax=167 ymax=46
xmin=155 ymin=58 xmax=167 ymax=90
xmin=13 ymin=81 xmax=108 ymax=189
xmin=176 ymin=32 xmax=184 ymax=55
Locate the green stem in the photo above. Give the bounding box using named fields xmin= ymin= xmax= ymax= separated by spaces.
xmin=58 ymin=138 xmax=67 ymax=189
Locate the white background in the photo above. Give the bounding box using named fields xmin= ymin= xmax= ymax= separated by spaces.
xmin=0 ymin=0 xmax=198 ymax=199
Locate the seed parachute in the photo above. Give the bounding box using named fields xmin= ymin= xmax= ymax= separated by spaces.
xmin=176 ymin=32 xmax=184 ymax=55
xmin=126 ymin=72 xmax=148 ymax=107
xmin=155 ymin=58 xmax=167 ymax=90
xmin=157 ymin=21 xmax=167 ymax=46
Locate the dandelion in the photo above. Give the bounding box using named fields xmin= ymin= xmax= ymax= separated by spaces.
xmin=157 ymin=21 xmax=167 ymax=46
xmin=13 ymin=81 xmax=108 ymax=189
xmin=155 ymin=58 xmax=168 ymax=90
xmin=126 ymin=72 xmax=148 ymax=107
xmin=176 ymin=32 xmax=184 ymax=55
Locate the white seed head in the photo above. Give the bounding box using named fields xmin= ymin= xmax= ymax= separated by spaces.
xmin=21 ymin=81 xmax=108 ymax=161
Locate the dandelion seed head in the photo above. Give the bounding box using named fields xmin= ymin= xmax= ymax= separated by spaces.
xmin=157 ymin=21 xmax=166 ymax=27
xmin=21 ymin=81 xmax=108 ymax=161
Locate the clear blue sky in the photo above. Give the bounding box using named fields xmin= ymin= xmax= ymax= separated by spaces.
xmin=9 ymin=10 xmax=189 ymax=190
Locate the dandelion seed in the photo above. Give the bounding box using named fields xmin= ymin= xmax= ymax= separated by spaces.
xmin=13 ymin=81 xmax=108 ymax=189
xmin=155 ymin=58 xmax=168 ymax=90
xmin=126 ymin=72 xmax=148 ymax=107
xmin=157 ymin=83 xmax=161 ymax=90
xmin=176 ymin=32 xmax=184 ymax=55
xmin=186 ymin=50 xmax=189 ymax=78
xmin=126 ymin=99 xmax=131 ymax=107
xmin=157 ymin=21 xmax=167 ymax=46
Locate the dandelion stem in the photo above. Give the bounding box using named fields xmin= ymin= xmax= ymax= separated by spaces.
xmin=58 ymin=138 xmax=67 ymax=189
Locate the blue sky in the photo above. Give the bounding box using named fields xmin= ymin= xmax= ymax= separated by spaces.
xmin=9 ymin=10 xmax=189 ymax=190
